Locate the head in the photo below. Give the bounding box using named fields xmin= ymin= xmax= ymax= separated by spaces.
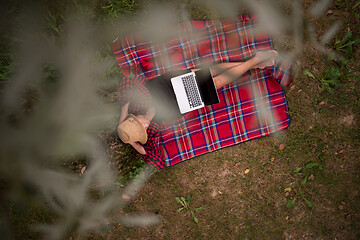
xmin=117 ymin=106 xmax=155 ymax=145
xmin=117 ymin=114 xmax=149 ymax=144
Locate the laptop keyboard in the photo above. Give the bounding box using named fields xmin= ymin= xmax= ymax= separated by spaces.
xmin=182 ymin=74 xmax=202 ymax=108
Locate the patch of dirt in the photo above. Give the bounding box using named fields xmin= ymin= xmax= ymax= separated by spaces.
xmin=339 ymin=114 xmax=356 ymax=126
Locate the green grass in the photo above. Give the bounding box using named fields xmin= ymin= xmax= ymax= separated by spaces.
xmin=0 ymin=40 xmax=14 ymax=82
xmin=334 ymin=0 xmax=360 ymax=18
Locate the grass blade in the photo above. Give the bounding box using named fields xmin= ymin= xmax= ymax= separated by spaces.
xmin=304 ymin=162 xmax=321 ymax=169
xmin=293 ymin=167 xmax=302 ymax=173
xmin=304 ymin=198 xmax=314 ymax=208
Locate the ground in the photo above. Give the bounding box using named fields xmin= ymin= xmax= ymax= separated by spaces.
xmin=3 ymin=0 xmax=360 ymax=239
xmin=100 ymin=1 xmax=360 ymax=239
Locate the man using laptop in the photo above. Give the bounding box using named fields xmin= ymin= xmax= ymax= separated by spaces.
xmin=117 ymin=50 xmax=278 ymax=162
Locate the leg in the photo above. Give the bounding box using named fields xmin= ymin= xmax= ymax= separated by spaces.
xmin=213 ymin=61 xmax=254 ymax=89
xmin=191 ymin=62 xmax=243 ymax=76
xmin=212 ymin=50 xmax=278 ymax=89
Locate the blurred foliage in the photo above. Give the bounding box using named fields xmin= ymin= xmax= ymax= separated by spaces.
xmin=1 ymin=0 xmax=358 ymax=239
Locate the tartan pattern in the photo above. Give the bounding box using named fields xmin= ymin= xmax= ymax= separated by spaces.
xmin=141 ymin=122 xmax=167 ymax=169
xmin=160 ymin=68 xmax=289 ymax=166
xmin=117 ymin=75 xmax=151 ymax=114
xmin=117 ymin=75 xmax=167 ymax=168
xmin=113 ymin=15 xmax=279 ymax=83
xmin=113 ymin=14 xmax=294 ymax=169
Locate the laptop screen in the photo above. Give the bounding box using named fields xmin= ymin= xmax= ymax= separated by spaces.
xmin=194 ymin=68 xmax=219 ymax=106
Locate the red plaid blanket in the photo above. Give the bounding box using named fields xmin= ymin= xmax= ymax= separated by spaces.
xmin=113 ymin=14 xmax=294 ymax=169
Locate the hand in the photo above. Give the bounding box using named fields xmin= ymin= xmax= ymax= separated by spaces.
xmin=252 ymin=50 xmax=278 ymax=69
xmin=129 ymin=142 xmax=146 ymax=155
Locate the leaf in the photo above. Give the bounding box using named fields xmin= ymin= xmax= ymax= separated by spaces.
xmin=287 ymin=197 xmax=297 ymax=208
xmin=176 ymin=197 xmax=186 ymax=207
xmin=304 ymin=162 xmax=321 ymax=169
xmin=303 ymin=69 xmax=316 ymax=79
xmin=122 ymin=194 xmax=131 ymax=200
xmin=309 ymin=174 xmax=315 ymax=181
xmin=80 ymin=166 xmax=86 ymax=175
xmin=304 ymin=198 xmax=314 ymax=208
xmin=301 ymin=176 xmax=308 ymax=185
xmin=244 ymin=169 xmax=250 ymax=174
xmin=195 ymin=206 xmax=205 ymax=210
xmin=284 ymin=188 xmax=292 ymax=192
xmin=293 ymin=167 xmax=302 ymax=174
xmin=176 ymin=207 xmax=184 ymax=213
xmin=180 ymin=197 xmax=187 ymax=206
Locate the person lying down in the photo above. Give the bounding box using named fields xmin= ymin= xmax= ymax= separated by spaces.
xmin=117 ymin=50 xmax=279 ymax=155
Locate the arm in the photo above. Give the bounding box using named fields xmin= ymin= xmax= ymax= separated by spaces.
xmin=119 ymin=102 xmax=129 ymax=124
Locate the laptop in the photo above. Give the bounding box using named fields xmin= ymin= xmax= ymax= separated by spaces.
xmin=171 ymin=68 xmax=219 ymax=114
